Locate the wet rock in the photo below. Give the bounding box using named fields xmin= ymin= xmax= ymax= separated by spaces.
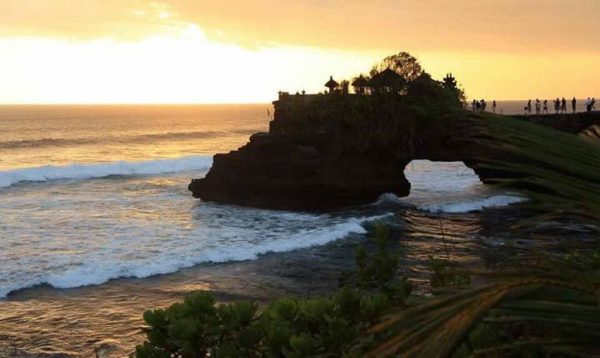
xmin=94 ymin=339 xmax=124 ymax=358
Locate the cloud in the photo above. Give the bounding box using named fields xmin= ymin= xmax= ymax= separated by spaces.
xmin=0 ymin=0 xmax=182 ymax=40
xmin=0 ymin=0 xmax=598 ymax=53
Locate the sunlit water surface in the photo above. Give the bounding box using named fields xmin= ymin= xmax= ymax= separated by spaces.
xmin=0 ymin=104 xmax=529 ymax=357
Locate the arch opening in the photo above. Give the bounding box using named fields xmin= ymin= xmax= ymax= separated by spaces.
xmin=400 ymin=160 xmax=522 ymax=213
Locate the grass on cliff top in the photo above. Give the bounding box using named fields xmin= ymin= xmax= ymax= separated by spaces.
xmin=473 ymin=112 xmax=600 ymax=224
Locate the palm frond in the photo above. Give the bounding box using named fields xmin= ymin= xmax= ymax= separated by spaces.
xmin=472 ymin=114 xmax=600 ymax=225
xmin=367 ymin=113 xmax=600 ymax=357
xmin=367 ymin=279 xmax=599 ymax=357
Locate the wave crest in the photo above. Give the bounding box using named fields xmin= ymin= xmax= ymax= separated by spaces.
xmin=419 ymin=195 xmax=524 ymax=213
xmin=0 ymin=129 xmax=258 ymax=150
xmin=0 ymin=213 xmax=390 ymax=298
xmin=0 ymin=155 xmax=213 ymax=188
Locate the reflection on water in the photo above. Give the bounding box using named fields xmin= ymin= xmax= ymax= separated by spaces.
xmin=0 ymin=206 xmax=515 ymax=357
xmin=0 ymin=160 xmax=530 ymax=357
xmin=0 ymin=105 xmax=589 ymax=357
xmin=0 ymin=104 xmax=270 ymax=170
xmin=402 ymin=211 xmax=483 ymax=269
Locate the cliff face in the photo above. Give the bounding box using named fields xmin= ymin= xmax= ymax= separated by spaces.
xmin=189 ymin=119 xmax=411 ymax=210
xmin=189 ymin=94 xmax=600 ymax=211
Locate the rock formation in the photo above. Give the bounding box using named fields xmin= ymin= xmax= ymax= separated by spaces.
xmin=190 ymin=93 xmax=600 ymax=211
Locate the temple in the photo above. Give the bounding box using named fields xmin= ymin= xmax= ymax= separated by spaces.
xmin=189 ymin=71 xmax=600 ymax=211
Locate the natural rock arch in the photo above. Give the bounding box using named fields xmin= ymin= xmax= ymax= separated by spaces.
xmin=189 ymin=97 xmax=600 ymax=211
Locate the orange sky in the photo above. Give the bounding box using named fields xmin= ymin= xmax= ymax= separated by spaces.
xmin=0 ymin=0 xmax=598 ymax=103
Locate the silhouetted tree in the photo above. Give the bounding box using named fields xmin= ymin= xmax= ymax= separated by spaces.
xmin=351 ymin=75 xmax=368 ymax=94
xmin=340 ymin=80 xmax=350 ymax=94
xmin=371 ymin=52 xmax=423 ymax=82
xmin=406 ymin=72 xmax=464 ymax=111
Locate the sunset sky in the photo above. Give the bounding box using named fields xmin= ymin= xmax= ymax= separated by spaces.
xmin=0 ymin=0 xmax=599 ymax=104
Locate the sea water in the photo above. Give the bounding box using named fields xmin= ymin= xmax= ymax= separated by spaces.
xmin=0 ymin=104 xmax=524 ymax=356
xmin=0 ymin=104 xmax=524 ymax=299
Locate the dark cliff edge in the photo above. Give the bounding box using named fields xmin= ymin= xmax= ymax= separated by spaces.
xmin=189 ymin=92 xmax=600 ymax=211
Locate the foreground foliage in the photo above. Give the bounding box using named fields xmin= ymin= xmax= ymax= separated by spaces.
xmin=136 ymin=226 xmax=412 ymax=357
xmin=476 ymin=113 xmax=600 ymax=224
xmin=364 ymin=111 xmax=600 ymax=356
xmin=136 ymin=232 xmax=600 ymax=357
xmin=370 ymin=258 xmax=600 ymax=356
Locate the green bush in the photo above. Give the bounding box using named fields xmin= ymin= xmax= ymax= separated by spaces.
xmin=135 ymin=223 xmax=411 ymax=358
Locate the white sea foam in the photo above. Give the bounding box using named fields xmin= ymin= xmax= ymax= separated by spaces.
xmin=0 ymin=201 xmax=391 ymax=298
xmin=419 ymin=195 xmax=524 ymax=213
xmin=0 ymin=155 xmax=213 ymax=188
xmin=0 ymin=158 xmax=522 ymax=299
xmin=373 ymin=193 xmax=404 ymax=205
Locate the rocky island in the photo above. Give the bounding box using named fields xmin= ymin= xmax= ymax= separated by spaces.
xmin=190 ymin=56 xmax=600 ymax=211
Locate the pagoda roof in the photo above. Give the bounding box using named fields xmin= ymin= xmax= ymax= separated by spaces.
xmin=325 ymin=76 xmax=339 ymax=88
xmin=369 ymin=67 xmax=405 ymax=88
xmin=369 ymin=68 xmax=402 ymax=84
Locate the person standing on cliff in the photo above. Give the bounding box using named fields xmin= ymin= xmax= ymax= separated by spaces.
xmin=554 ymin=98 xmax=560 ymax=114
xmin=492 ymin=100 xmax=497 ymax=113
xmin=585 ymin=98 xmax=592 ymax=112
xmin=572 ymin=97 xmax=577 ymax=113
xmin=561 ymin=97 xmax=567 ymax=113
xmin=543 ymin=100 xmax=548 ymax=114
xmin=527 ymin=100 xmax=532 ymax=115
xmin=535 ymin=99 xmax=541 ymax=114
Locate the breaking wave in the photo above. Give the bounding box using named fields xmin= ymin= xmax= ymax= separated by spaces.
xmin=419 ymin=195 xmax=524 ymax=213
xmin=0 ymin=155 xmax=213 ymax=188
xmin=0 ymin=212 xmax=391 ymax=298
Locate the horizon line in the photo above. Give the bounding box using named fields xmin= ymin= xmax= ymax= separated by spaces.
xmin=0 ymin=102 xmax=275 ymax=106
xmin=1 ymin=97 xmax=598 ymax=106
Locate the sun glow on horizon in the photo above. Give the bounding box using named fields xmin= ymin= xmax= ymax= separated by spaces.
xmin=0 ymin=0 xmax=598 ymax=104
xmin=0 ymin=25 xmax=389 ymax=104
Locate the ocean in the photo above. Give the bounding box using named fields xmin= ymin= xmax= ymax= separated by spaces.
xmin=0 ymin=103 xmax=528 ymax=356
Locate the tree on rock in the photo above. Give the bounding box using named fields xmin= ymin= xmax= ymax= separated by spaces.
xmin=371 ymin=52 xmax=423 ymax=82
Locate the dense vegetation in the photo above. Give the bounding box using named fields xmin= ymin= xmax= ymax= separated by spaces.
xmin=136 ymin=53 xmax=600 ymax=357
xmin=273 ymin=52 xmax=465 ymax=154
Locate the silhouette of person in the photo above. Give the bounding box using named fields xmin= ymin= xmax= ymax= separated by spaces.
xmin=527 ymin=100 xmax=532 ymax=115
xmin=480 ymin=99 xmax=486 ymax=112
xmin=472 ymin=99 xmax=477 ymax=111
xmin=535 ymin=99 xmax=541 ymax=114
xmin=492 ymin=100 xmax=497 ymax=113
xmin=572 ymin=97 xmax=577 ymax=113
xmin=543 ymin=100 xmax=548 ymax=114
xmin=585 ymin=98 xmax=592 ymax=112
xmin=554 ymin=98 xmax=560 ymax=114
xmin=561 ymin=97 xmax=567 ymax=113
